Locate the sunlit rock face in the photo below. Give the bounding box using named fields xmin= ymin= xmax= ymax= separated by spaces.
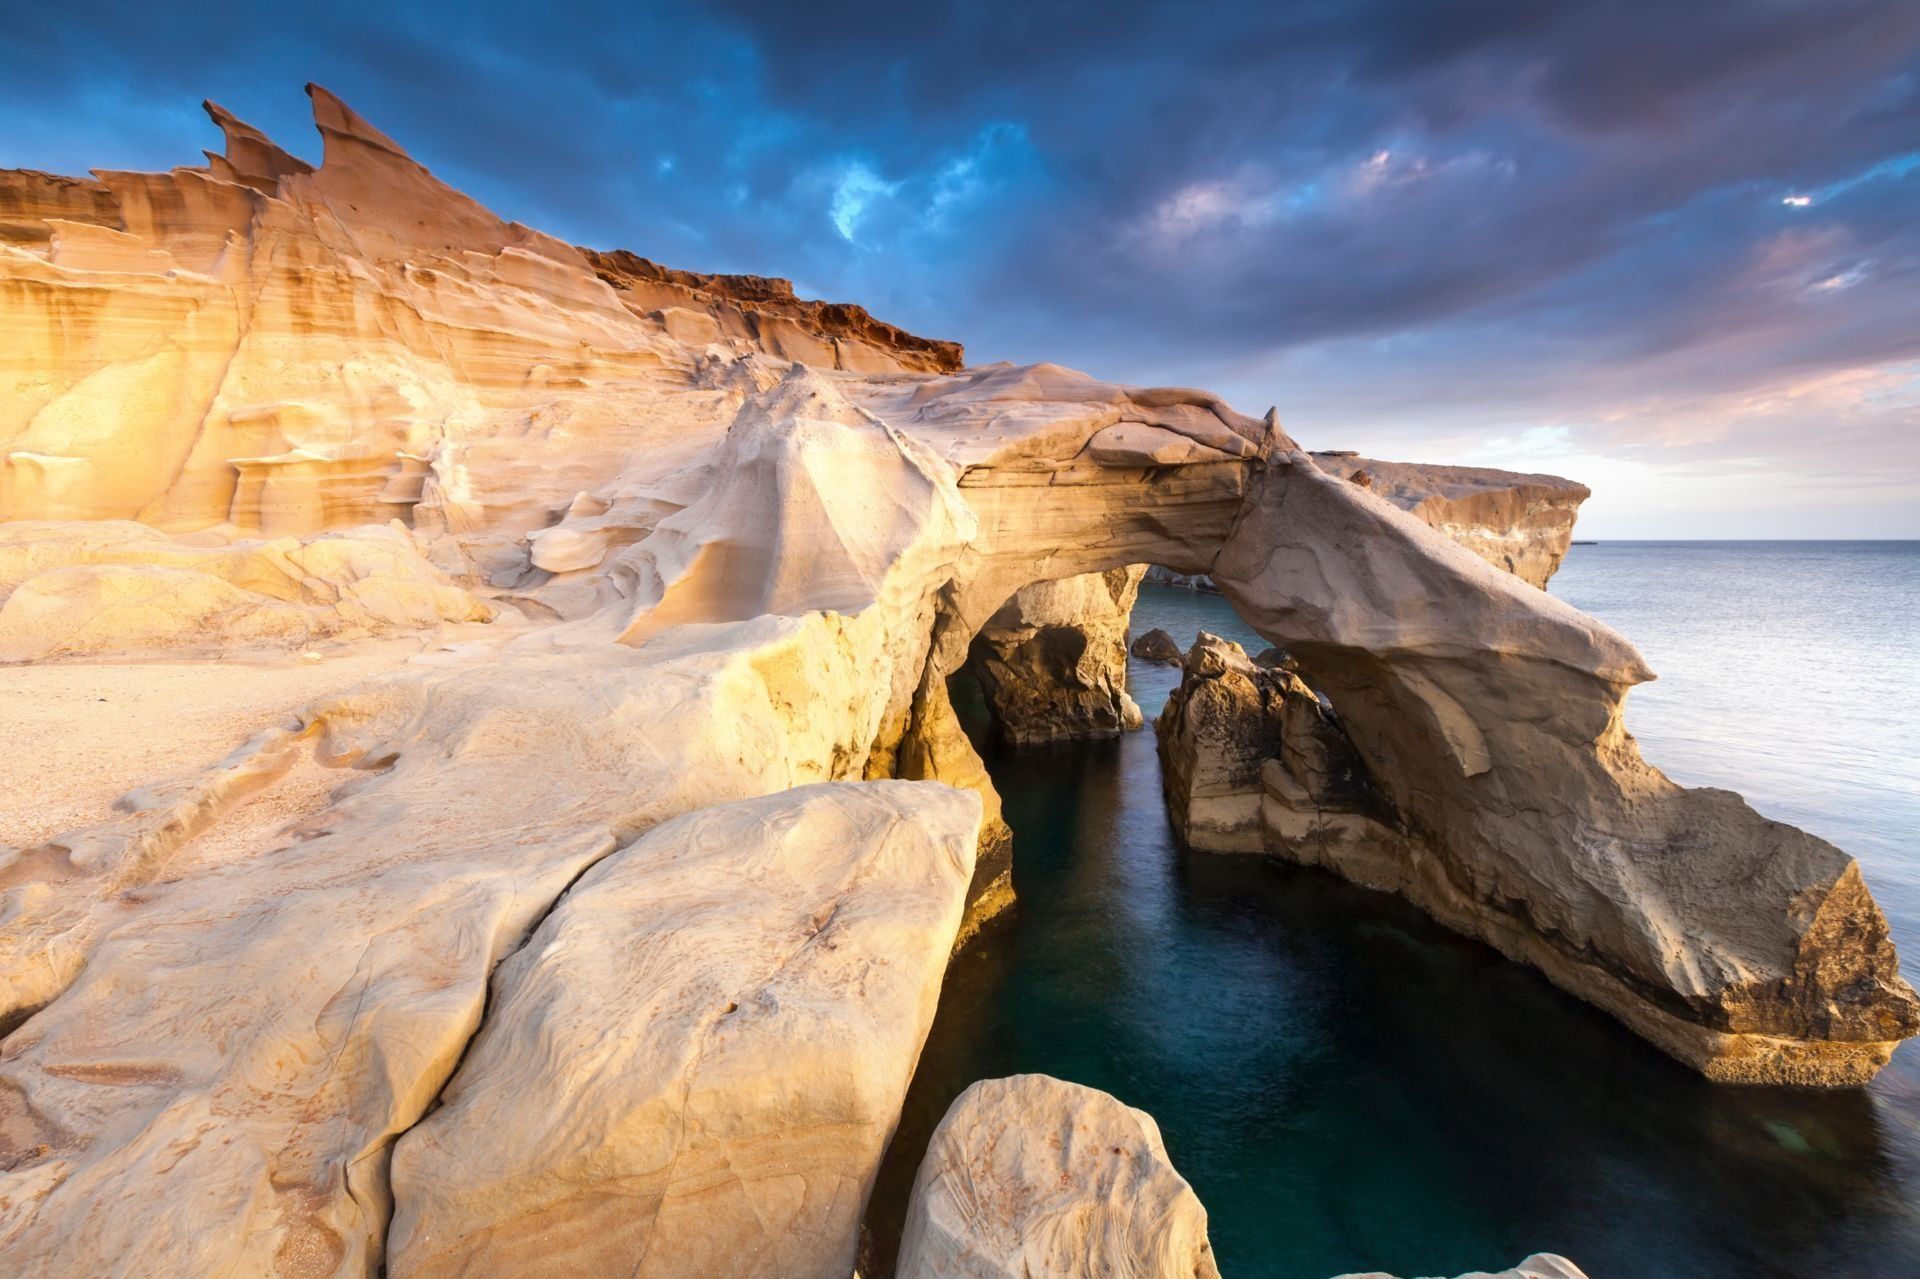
xmin=897 ymin=1074 xmax=1220 ymax=1279
xmin=1310 ymin=452 xmax=1590 ymax=588
xmin=0 ymin=81 xmax=1914 ymax=1279
xmin=0 ymin=520 xmax=493 ymax=660
xmin=388 ymin=782 xmax=980 ymax=1279
xmin=583 ymin=249 xmax=964 ymax=375
xmin=0 ymin=86 xmax=959 ymax=540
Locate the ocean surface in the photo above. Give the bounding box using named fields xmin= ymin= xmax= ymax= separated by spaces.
xmin=869 ymin=542 xmax=1920 ymax=1279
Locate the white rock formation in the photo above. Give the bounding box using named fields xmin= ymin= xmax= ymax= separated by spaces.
xmin=0 ymin=520 xmax=493 ymax=661
xmin=0 ymin=80 xmax=1913 ymax=1279
xmin=973 ymin=459 xmax=1582 ymax=749
xmin=387 ymin=782 xmax=981 ymax=1279
xmin=897 ymin=1074 xmax=1219 ymax=1279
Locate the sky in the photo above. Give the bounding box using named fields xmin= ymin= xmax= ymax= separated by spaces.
xmin=5 ymin=1 xmax=1918 ymax=537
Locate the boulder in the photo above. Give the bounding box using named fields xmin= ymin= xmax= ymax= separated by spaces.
xmin=1130 ymin=626 xmax=1183 ymax=663
xmin=897 ymin=1075 xmax=1219 ymax=1279
xmin=387 ymin=782 xmax=981 ymax=1279
xmin=1155 ymin=634 xmax=1277 ymax=850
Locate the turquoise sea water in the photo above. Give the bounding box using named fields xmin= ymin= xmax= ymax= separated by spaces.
xmin=870 ymin=542 xmax=1920 ymax=1278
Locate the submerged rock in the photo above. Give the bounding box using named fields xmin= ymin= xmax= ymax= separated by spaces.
xmin=897 ymin=1074 xmax=1219 ymax=1279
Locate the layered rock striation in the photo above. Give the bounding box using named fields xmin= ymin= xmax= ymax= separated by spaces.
xmin=0 ymin=82 xmax=1913 ymax=1279
xmin=585 ymin=248 xmax=964 ymax=374
xmin=1309 ymin=452 xmax=1590 ymax=588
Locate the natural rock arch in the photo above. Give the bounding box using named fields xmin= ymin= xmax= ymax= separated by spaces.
xmin=822 ymin=371 xmax=1914 ymax=1086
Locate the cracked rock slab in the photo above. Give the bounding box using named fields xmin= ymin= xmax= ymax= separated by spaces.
xmin=387 ymin=781 xmax=981 ymax=1279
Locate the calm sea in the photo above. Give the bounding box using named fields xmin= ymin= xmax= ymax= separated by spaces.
xmin=868 ymin=541 xmax=1920 ymax=1279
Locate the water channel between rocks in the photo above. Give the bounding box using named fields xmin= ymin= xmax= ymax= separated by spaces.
xmin=867 ymin=547 xmax=1920 ymax=1279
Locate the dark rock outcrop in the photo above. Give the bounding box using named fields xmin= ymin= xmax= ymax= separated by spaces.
xmin=1130 ymin=627 xmax=1183 ymax=663
xmin=966 ymin=567 xmax=1145 ymax=745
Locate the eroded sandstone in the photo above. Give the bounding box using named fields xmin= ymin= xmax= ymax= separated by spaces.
xmin=897 ymin=1074 xmax=1219 ymax=1279
xmin=0 ymin=80 xmax=1912 ymax=1279
xmin=1309 ymin=453 xmax=1590 ymax=588
xmin=0 ymin=520 xmax=494 ymax=661
xmin=387 ymin=782 xmax=980 ymax=1279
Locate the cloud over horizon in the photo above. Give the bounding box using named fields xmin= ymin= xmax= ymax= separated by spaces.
xmin=5 ymin=0 xmax=1917 ymax=536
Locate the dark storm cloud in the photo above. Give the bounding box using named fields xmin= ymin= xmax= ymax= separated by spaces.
xmin=3 ymin=1 xmax=1918 ymax=533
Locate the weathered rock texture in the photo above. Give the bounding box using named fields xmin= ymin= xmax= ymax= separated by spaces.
xmin=0 ymin=520 xmax=493 ymax=661
xmin=0 ymin=87 xmax=956 ymax=537
xmin=1159 ymin=633 xmax=1396 ymax=862
xmin=1131 ymin=626 xmax=1183 ymax=663
xmin=965 ymin=565 xmax=1145 ymax=744
xmin=387 ymin=782 xmax=980 ymax=1279
xmin=585 ymin=249 xmax=964 ymax=374
xmin=0 ymin=82 xmax=1912 ymax=1279
xmin=897 ymin=1074 xmax=1219 ymax=1279
xmin=971 ymin=456 xmax=1584 ymax=754
xmin=1207 ymin=459 xmax=1919 ymax=1083
xmin=1310 ymin=453 xmax=1589 ymax=588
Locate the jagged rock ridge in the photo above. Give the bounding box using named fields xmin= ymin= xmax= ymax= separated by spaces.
xmin=585 ymin=248 xmax=964 ymax=374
